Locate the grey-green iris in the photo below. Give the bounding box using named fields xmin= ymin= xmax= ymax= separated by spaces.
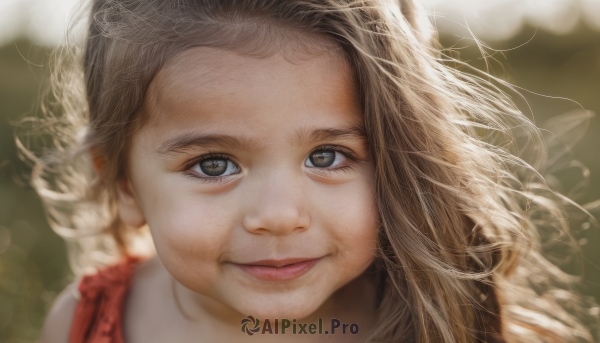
xmin=200 ymin=159 xmax=228 ymax=176
xmin=309 ymin=150 xmax=335 ymax=168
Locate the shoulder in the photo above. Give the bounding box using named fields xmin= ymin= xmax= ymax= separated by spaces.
xmin=38 ymin=256 xmax=144 ymax=343
xmin=38 ymin=280 xmax=80 ymax=343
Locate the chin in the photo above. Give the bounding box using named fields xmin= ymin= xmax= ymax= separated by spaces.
xmin=229 ymin=292 xmax=328 ymax=321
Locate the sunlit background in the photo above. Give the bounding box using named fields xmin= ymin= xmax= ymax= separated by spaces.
xmin=3 ymin=0 xmax=600 ymax=44
xmin=1 ymin=0 xmax=600 ymax=342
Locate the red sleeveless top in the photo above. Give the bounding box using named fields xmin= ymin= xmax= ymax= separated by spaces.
xmin=69 ymin=256 xmax=143 ymax=343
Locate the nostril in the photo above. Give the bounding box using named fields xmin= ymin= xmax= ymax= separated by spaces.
xmin=241 ymin=185 xmax=311 ymax=234
xmin=242 ymin=214 xmax=310 ymax=235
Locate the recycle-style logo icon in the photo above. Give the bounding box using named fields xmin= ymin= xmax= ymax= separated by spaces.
xmin=241 ymin=315 xmax=260 ymax=336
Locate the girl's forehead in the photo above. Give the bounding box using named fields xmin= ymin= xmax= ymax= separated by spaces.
xmin=141 ymin=46 xmax=362 ymax=131
xmin=150 ymin=46 xmax=353 ymax=97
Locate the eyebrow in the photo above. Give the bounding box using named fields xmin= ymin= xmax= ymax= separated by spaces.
xmin=156 ymin=125 xmax=368 ymax=156
xmin=293 ymin=125 xmax=367 ymax=146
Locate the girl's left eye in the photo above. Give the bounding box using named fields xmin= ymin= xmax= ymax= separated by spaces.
xmin=304 ymin=149 xmax=347 ymax=168
xmin=190 ymin=157 xmax=240 ymax=177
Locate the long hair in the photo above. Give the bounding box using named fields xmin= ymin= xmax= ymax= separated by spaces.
xmin=15 ymin=0 xmax=599 ymax=342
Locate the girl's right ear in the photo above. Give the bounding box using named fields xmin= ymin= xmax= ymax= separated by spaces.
xmin=89 ymin=146 xmax=105 ymax=176
xmin=116 ymin=177 xmax=147 ymax=229
xmin=89 ymin=147 xmax=147 ymax=228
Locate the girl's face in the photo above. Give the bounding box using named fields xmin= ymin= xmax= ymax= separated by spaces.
xmin=119 ymin=46 xmax=379 ymax=320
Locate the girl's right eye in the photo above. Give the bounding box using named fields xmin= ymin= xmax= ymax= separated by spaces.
xmin=189 ymin=156 xmax=241 ymax=177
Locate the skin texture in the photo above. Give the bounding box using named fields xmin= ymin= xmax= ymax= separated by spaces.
xmin=40 ymin=46 xmax=381 ymax=343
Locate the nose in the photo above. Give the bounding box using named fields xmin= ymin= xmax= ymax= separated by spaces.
xmin=242 ymin=169 xmax=311 ymax=235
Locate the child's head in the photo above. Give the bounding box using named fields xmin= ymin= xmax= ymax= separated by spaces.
xmin=120 ymin=44 xmax=379 ymax=319
xmin=23 ymin=0 xmax=599 ymax=342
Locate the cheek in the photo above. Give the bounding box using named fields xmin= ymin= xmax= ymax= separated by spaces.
xmin=151 ymin=200 xmax=229 ymax=257
xmin=133 ymin=175 xmax=235 ymax=280
xmin=313 ymin=172 xmax=379 ymax=269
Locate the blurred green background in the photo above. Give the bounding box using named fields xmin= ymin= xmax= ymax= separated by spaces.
xmin=1 ymin=13 xmax=600 ymax=343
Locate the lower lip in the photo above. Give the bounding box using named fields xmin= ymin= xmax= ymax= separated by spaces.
xmin=234 ymin=258 xmax=323 ymax=282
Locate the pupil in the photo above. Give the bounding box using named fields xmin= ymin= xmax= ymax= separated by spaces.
xmin=310 ymin=150 xmax=335 ymax=168
xmin=200 ymin=159 xmax=227 ymax=176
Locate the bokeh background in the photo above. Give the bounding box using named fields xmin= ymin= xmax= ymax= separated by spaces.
xmin=1 ymin=0 xmax=600 ymax=342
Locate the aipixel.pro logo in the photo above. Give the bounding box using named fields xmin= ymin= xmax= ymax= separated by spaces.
xmin=240 ymin=316 xmax=359 ymax=336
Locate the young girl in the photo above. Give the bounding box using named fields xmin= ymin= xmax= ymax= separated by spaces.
xmin=22 ymin=0 xmax=599 ymax=342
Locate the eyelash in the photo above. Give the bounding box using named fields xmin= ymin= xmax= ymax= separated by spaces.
xmin=181 ymin=145 xmax=358 ymax=184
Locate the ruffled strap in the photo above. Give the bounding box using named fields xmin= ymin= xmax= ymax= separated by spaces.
xmin=69 ymin=256 xmax=143 ymax=343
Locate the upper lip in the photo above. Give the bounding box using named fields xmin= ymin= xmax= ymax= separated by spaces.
xmin=235 ymin=257 xmax=322 ymax=268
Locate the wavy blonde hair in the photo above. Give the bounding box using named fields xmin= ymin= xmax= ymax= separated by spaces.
xmin=16 ymin=0 xmax=600 ymax=342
